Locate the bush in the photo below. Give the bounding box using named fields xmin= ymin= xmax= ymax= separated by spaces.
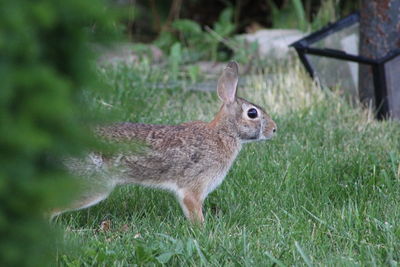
xmin=0 ymin=0 xmax=116 ymax=265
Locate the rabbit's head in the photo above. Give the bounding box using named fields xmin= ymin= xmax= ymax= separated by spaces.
xmin=215 ymin=61 xmax=276 ymax=143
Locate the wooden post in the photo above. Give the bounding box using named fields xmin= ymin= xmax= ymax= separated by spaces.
xmin=359 ymin=0 xmax=400 ymax=119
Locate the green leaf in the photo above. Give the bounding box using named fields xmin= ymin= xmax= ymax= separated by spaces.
xmin=168 ymin=42 xmax=182 ymax=80
xmin=156 ymin=252 xmax=175 ymax=264
xmin=172 ymin=19 xmax=202 ymax=35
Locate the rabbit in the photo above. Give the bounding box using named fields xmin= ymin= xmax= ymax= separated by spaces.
xmin=53 ymin=61 xmax=277 ymax=224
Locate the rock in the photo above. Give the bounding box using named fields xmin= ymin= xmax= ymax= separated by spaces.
xmin=196 ymin=61 xmax=226 ymax=75
xmin=149 ymin=45 xmax=164 ymax=63
xmin=238 ymin=29 xmax=306 ymax=59
xmin=96 ymin=43 xmax=138 ymax=65
xmin=95 ymin=43 xmax=164 ymax=65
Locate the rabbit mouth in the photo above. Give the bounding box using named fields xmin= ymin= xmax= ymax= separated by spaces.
xmin=241 ymin=133 xmax=272 ymax=143
xmin=259 ymin=134 xmax=274 ymax=141
xmin=240 ymin=125 xmax=275 ymax=143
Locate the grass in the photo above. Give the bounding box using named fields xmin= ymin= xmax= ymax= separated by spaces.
xmin=57 ymin=58 xmax=400 ymax=266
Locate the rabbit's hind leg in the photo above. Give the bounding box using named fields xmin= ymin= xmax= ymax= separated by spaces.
xmin=50 ymin=186 xmax=114 ymax=220
xmin=177 ymin=190 xmax=204 ymax=224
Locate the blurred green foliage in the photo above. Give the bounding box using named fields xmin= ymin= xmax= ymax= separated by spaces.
xmin=155 ymin=7 xmax=235 ymax=63
xmin=268 ymin=0 xmax=340 ymax=31
xmin=0 ymin=0 xmax=116 ymax=265
xmin=120 ymin=0 xmax=359 ymax=42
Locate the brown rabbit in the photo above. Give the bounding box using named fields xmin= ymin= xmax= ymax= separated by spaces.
xmin=54 ymin=61 xmax=276 ymax=224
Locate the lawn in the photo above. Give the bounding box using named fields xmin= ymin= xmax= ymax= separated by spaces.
xmin=57 ymin=58 xmax=400 ymax=266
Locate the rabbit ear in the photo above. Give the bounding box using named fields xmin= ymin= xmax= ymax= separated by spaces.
xmin=217 ymin=61 xmax=239 ymax=104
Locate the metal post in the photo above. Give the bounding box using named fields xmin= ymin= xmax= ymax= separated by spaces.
xmin=359 ymin=0 xmax=400 ymax=118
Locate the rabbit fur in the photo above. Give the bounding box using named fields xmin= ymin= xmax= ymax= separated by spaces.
xmin=54 ymin=61 xmax=276 ymax=224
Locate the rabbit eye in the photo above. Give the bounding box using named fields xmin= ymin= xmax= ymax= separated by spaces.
xmin=247 ymin=108 xmax=258 ymax=119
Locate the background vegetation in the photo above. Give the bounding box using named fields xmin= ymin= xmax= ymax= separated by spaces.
xmin=115 ymin=0 xmax=360 ymax=63
xmin=119 ymin=0 xmax=359 ymax=39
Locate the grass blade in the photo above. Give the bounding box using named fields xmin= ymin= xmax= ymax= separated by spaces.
xmin=294 ymin=241 xmax=312 ymax=267
xmin=193 ymin=239 xmax=208 ymax=265
xmin=264 ymin=251 xmax=286 ymax=267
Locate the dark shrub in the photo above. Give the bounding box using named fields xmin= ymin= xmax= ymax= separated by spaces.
xmin=0 ymin=0 xmax=116 ymax=265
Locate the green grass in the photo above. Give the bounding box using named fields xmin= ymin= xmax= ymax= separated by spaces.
xmin=57 ymin=59 xmax=400 ymax=266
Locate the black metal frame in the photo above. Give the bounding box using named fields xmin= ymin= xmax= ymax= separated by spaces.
xmin=290 ymin=12 xmax=400 ymax=119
